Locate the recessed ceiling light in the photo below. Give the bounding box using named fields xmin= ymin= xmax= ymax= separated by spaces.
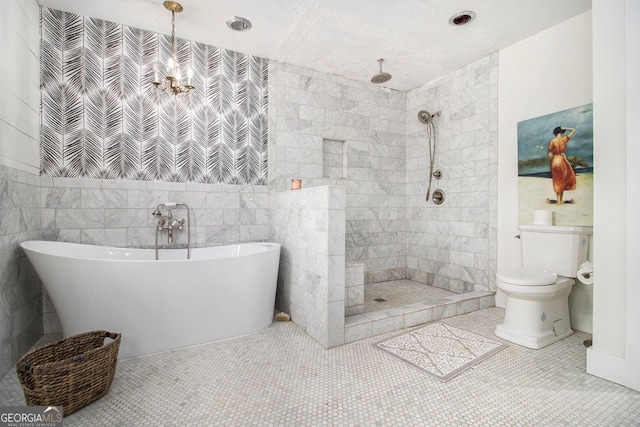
xmin=449 ymin=11 xmax=476 ymax=26
xmin=226 ymin=16 xmax=252 ymax=31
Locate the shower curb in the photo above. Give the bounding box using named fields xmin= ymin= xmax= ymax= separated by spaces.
xmin=344 ymin=291 xmax=495 ymax=344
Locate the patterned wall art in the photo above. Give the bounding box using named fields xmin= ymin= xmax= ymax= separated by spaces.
xmin=517 ymin=103 xmax=593 ymax=226
xmin=41 ymin=8 xmax=268 ymax=184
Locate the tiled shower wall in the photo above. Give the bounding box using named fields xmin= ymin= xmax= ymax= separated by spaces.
xmin=268 ymin=61 xmax=408 ymax=283
xmin=269 ymin=186 xmax=345 ymax=348
xmin=406 ymin=54 xmax=498 ymax=293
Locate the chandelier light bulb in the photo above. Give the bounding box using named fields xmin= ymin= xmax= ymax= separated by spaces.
xmin=153 ymin=1 xmax=195 ymax=96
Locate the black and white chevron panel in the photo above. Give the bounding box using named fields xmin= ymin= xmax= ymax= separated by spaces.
xmin=40 ymin=8 xmax=268 ymax=184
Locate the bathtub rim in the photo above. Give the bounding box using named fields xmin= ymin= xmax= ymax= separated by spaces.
xmin=20 ymin=240 xmax=281 ymax=263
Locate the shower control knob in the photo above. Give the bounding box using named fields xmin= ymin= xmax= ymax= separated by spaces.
xmin=433 ymin=169 xmax=443 ymax=179
xmin=432 ymin=189 xmax=445 ymax=205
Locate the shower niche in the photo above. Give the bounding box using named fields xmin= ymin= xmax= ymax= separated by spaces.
xmin=323 ymin=139 xmax=347 ymax=180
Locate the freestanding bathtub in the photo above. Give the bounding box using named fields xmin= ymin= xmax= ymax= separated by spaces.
xmin=20 ymin=240 xmax=281 ymax=359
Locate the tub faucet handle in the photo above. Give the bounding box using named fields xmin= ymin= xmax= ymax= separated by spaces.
xmin=157 ymin=217 xmax=168 ymax=230
xmin=170 ymin=218 xmax=185 ymax=230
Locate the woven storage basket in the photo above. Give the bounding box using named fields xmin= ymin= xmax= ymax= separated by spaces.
xmin=16 ymin=330 xmax=121 ymax=416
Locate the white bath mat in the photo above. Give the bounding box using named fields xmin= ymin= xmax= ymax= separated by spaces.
xmin=374 ymin=322 xmax=507 ymax=382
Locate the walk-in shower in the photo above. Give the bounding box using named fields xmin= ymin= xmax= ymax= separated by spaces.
xmin=343 ymin=106 xmax=493 ymax=342
xmin=418 ymin=109 xmax=443 ymax=203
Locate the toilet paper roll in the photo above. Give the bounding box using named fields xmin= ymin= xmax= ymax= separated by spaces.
xmin=577 ymin=260 xmax=594 ymax=285
xmin=533 ymin=210 xmax=553 ymax=225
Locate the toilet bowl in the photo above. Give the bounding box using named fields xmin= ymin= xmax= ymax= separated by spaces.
xmin=494 ymin=225 xmax=592 ymax=349
xmin=495 ymin=267 xmax=574 ymax=349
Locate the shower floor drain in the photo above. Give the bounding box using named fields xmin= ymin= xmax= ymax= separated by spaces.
xmin=373 ymin=298 xmax=387 ymax=302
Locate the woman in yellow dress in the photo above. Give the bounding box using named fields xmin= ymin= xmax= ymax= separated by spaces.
xmin=548 ymin=126 xmax=577 ymax=205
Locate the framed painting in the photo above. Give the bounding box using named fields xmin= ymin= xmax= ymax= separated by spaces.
xmin=517 ymin=103 xmax=593 ymax=226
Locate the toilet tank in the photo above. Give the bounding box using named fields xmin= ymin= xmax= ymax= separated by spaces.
xmin=519 ymin=225 xmax=592 ymax=277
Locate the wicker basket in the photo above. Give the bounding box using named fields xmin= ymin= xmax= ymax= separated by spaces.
xmin=16 ymin=330 xmax=121 ymax=416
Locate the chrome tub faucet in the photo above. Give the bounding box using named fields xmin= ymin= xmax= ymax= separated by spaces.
xmin=152 ymin=202 xmax=191 ymax=259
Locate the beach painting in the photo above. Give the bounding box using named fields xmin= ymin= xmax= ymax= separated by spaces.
xmin=517 ymin=104 xmax=593 ymax=226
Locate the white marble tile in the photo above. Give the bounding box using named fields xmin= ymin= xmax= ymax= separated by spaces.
xmin=126 ymin=227 xmax=156 ymax=247
xmin=127 ymin=190 xmax=169 ymax=208
xmin=190 ymin=209 xmax=224 ymax=227
xmin=81 ymin=188 xmax=127 ymax=208
xmin=403 ymin=307 xmax=434 ymax=328
xmin=344 ymin=321 xmax=372 ymax=343
xmin=240 ymin=225 xmax=269 ymax=242
xmin=41 ymin=187 xmax=80 ymax=208
xmin=372 ymin=315 xmax=404 ymax=336
xmin=207 ymin=192 xmax=240 ymax=209
xmin=345 ymin=263 xmax=364 ymax=287
xmin=326 ymin=301 xmax=345 ymax=347
xmin=80 ymin=228 xmax=127 ymax=247
xmin=56 ymin=229 xmax=81 ymax=243
xmin=105 ymin=208 xmax=148 ymax=228
xmin=346 ymin=285 xmax=364 ymax=307
xmin=166 ymin=191 xmax=208 ymax=209
xmin=327 ymin=255 xmax=345 ymax=303
xmin=56 ymin=208 xmax=104 ymax=229
xmin=206 ymin=225 xmax=240 ymax=244
xmin=223 ymin=209 xmax=241 ymax=225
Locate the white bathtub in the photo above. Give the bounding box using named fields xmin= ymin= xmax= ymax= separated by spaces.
xmin=20 ymin=240 xmax=281 ymax=359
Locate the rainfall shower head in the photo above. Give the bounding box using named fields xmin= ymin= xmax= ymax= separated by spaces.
xmin=371 ymin=59 xmax=392 ymax=84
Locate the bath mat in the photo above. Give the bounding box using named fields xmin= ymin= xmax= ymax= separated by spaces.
xmin=374 ymin=322 xmax=507 ymax=382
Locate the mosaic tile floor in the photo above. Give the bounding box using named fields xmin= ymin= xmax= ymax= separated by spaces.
xmin=364 ymin=280 xmax=459 ymax=312
xmin=1 ymin=308 xmax=639 ymax=426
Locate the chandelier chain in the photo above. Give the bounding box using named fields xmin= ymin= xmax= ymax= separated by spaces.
xmin=171 ymin=10 xmax=176 ymax=62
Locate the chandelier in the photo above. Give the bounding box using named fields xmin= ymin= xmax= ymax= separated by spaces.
xmin=153 ymin=1 xmax=194 ymax=95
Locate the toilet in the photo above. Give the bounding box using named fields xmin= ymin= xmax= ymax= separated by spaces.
xmin=495 ymin=225 xmax=592 ymax=349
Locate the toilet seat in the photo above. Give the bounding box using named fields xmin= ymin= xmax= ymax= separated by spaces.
xmin=497 ymin=267 xmax=557 ymax=286
xmin=497 ymin=267 xmax=573 ymax=296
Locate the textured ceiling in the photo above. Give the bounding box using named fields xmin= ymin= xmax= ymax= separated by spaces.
xmin=36 ymin=0 xmax=591 ymax=91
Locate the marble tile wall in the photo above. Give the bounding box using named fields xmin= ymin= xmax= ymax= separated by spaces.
xmin=405 ymin=54 xmax=499 ymax=293
xmin=0 ymin=165 xmax=42 ymax=378
xmin=269 ymin=186 xmax=345 ymax=348
xmin=268 ymin=61 xmax=408 ymax=284
xmin=345 ymin=263 xmax=365 ymax=316
xmin=40 ymin=177 xmax=269 ymax=249
xmin=0 ymin=0 xmax=42 ymax=379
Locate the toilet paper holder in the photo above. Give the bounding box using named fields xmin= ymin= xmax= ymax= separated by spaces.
xmin=577 ymin=261 xmax=594 ymax=284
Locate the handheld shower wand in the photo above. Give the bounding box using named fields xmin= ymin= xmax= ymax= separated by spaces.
xmin=418 ymin=110 xmax=441 ymax=201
